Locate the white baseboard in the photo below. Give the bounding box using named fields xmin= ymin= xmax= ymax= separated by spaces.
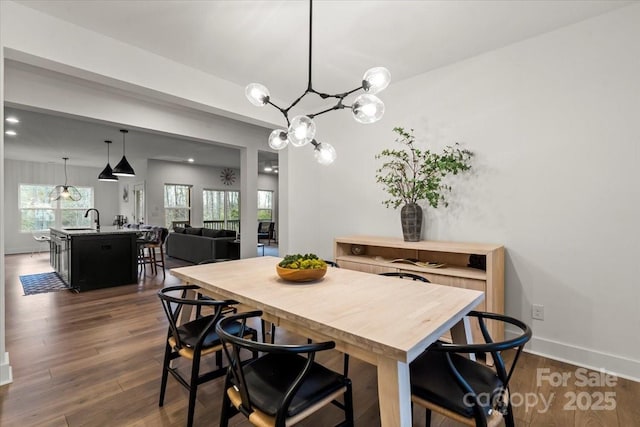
xmin=0 ymin=352 xmax=13 ymax=386
xmin=506 ymin=329 xmax=640 ymax=383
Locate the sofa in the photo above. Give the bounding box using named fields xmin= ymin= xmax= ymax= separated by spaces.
xmin=166 ymin=227 xmax=237 ymax=264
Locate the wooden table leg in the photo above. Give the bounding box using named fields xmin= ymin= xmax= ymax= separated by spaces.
xmin=377 ymin=356 xmax=412 ymax=427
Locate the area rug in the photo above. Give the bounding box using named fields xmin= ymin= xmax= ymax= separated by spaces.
xmin=19 ymin=272 xmax=71 ymax=296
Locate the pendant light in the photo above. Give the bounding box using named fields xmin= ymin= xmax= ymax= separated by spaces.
xmin=245 ymin=0 xmax=390 ymax=165
xmin=98 ymin=140 xmax=118 ymax=182
xmin=49 ymin=157 xmax=82 ymax=201
xmin=113 ymin=129 xmax=135 ymax=177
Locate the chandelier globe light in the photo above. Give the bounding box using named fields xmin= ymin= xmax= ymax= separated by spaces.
xmin=245 ymin=0 xmax=390 ymax=165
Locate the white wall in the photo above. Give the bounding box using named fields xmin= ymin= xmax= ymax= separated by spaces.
xmin=0 ymin=7 xmax=10 ymax=385
xmin=3 ymin=159 xmax=120 ymax=254
xmin=146 ymin=159 xmax=240 ymax=228
xmin=288 ymin=5 xmax=640 ymax=379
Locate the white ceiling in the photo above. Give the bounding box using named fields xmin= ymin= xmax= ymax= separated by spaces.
xmin=3 ymin=106 xmax=278 ymax=170
xmin=5 ymin=0 xmax=630 ymax=169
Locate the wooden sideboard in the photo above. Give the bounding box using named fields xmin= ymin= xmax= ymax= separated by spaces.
xmin=334 ymin=235 xmax=504 ymax=343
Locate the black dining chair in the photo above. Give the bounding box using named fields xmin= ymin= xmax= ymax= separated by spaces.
xmin=410 ymin=311 xmax=532 ymax=427
xmin=216 ymin=310 xmax=354 ymax=427
xmin=157 ymin=285 xmax=258 ymax=427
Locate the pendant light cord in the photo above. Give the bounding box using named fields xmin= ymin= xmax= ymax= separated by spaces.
xmin=63 ymin=157 xmax=69 ymax=186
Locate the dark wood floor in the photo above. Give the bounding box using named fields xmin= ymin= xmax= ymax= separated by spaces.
xmin=1 ymin=253 xmax=638 ymax=426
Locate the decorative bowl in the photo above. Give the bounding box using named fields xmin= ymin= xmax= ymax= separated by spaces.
xmin=276 ymin=265 xmax=327 ymax=282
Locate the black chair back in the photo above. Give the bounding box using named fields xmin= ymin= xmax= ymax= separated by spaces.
xmin=411 ymin=311 xmax=532 ymax=427
xmin=216 ymin=311 xmax=338 ymax=426
xmin=158 ymin=285 xmax=237 ymax=352
xmin=379 ymin=271 xmax=430 ymax=282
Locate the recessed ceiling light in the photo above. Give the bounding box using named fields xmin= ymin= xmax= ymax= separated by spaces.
xmin=5 ymin=117 xmax=19 ymax=124
xmin=5 ymin=130 xmax=17 ymax=136
xmin=274 ymin=169 xmax=278 ymax=173
xmin=264 ymin=166 xmax=273 ymax=172
xmin=187 ymin=158 xmax=194 ymax=163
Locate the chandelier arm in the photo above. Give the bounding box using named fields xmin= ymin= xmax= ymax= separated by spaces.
xmin=308 ymin=102 xmax=348 ymax=119
xmin=312 ymin=85 xmax=364 ymax=100
xmin=283 ymin=89 xmax=312 ymax=115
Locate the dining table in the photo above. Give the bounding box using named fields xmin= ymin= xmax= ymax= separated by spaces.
xmin=170 ymin=256 xmax=484 ymax=427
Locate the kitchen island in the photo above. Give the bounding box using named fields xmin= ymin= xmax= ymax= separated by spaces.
xmin=50 ymin=226 xmax=139 ymax=292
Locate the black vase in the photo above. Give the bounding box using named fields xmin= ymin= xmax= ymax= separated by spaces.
xmin=400 ymin=203 xmax=423 ymax=242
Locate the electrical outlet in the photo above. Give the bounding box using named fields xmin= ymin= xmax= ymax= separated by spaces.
xmin=532 ymin=304 xmax=544 ymax=320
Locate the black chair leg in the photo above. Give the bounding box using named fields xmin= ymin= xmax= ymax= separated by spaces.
xmin=251 ymin=330 xmax=259 ymax=359
xmin=159 ymin=245 xmax=166 ymax=278
xmin=158 ymin=343 xmax=172 ymax=406
xmin=187 ymin=356 xmax=201 ymax=427
xmin=504 ymin=402 xmax=516 ymax=427
xmin=219 ymin=377 xmax=233 ymax=427
xmin=215 ymin=349 xmax=223 ymax=369
xmin=344 ymin=380 xmax=355 ymax=427
xmin=425 ymin=408 xmax=432 ymax=427
xmin=260 ymin=319 xmax=276 ymax=343
xmin=343 ymin=354 xmax=350 ymax=377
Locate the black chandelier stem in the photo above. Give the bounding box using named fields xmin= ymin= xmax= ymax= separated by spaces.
xmin=307 ymin=0 xmax=313 ymax=91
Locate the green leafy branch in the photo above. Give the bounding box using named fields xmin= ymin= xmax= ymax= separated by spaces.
xmin=375 ymin=127 xmax=473 ymax=209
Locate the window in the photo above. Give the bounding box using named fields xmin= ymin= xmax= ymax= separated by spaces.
xmin=203 ymin=189 xmax=240 ymax=231
xmin=19 ymin=184 xmax=94 ymax=232
xmin=257 ymin=190 xmax=273 ymax=221
xmin=164 ymin=184 xmax=191 ymax=228
xmin=61 ymin=188 xmax=94 ymax=228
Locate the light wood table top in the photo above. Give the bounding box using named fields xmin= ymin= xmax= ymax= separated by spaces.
xmin=171 ymin=256 xmax=484 ymax=426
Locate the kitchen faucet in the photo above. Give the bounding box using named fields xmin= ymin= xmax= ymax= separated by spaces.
xmin=84 ymin=208 xmax=100 ymax=231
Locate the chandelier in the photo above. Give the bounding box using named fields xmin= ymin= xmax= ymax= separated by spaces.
xmin=245 ymin=0 xmax=390 ymax=165
xmin=49 ymin=157 xmax=82 ymax=201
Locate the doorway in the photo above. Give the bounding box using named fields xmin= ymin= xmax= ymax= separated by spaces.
xmin=133 ymin=183 xmax=145 ymax=224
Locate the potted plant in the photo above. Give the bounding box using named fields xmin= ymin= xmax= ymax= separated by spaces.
xmin=375 ymin=127 xmax=473 ymax=241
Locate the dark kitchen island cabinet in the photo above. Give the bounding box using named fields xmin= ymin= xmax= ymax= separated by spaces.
xmin=50 ymin=227 xmax=139 ymax=292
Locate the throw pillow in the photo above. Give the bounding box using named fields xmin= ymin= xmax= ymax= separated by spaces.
xmin=201 ymin=228 xmax=217 ymax=238
xmin=174 ymin=226 xmax=186 ymax=234
xmin=185 ymin=227 xmax=203 ymax=236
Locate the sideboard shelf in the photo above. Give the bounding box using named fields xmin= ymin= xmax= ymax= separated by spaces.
xmin=334 ymin=235 xmax=505 ymax=343
xmin=335 ymin=254 xmax=487 ymax=281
